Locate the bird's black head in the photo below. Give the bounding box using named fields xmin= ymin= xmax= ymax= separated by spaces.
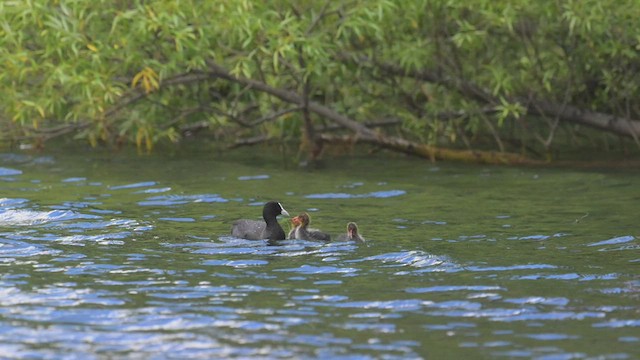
xmin=262 ymin=201 xmax=289 ymax=221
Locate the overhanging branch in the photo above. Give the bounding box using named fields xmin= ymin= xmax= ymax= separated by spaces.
xmin=372 ymin=59 xmax=640 ymax=141
xmin=204 ymin=61 xmax=537 ymax=164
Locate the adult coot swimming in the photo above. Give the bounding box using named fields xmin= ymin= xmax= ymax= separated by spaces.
xmin=231 ymin=201 xmax=289 ymax=241
xmin=288 ymin=212 xmax=331 ymax=242
xmin=336 ymin=222 xmax=365 ymax=243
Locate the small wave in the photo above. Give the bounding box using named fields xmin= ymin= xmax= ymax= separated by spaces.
xmin=588 ymin=235 xmax=635 ymax=247
xmin=55 ymin=219 xmax=140 ymax=230
xmin=424 ymin=322 xmax=476 ymax=330
xmin=0 ymin=198 xmax=29 ymax=209
xmin=139 ymin=194 xmax=228 ymax=206
xmin=0 ymin=167 xmax=22 ymax=176
xmin=305 ymin=190 xmax=406 ymax=199
xmin=180 ymin=238 xmax=272 ymax=256
xmin=61 ymin=177 xmax=87 ymax=183
xmin=314 ymin=280 xmax=343 ymax=285
xmin=340 ymin=322 xmax=396 ymax=333
xmin=466 ymin=264 xmax=558 ymax=272
xmin=0 ymin=209 xmax=101 ymax=226
xmin=238 ymin=175 xmax=270 ymax=181
xmin=55 ymin=232 xmax=132 ymax=246
xmin=491 ymin=311 xmax=605 ymax=322
xmin=523 ymin=333 xmax=579 ymax=340
xmin=360 ymin=251 xmax=451 ymax=269
xmin=592 ymin=319 xmax=640 ymax=328
xmin=179 ymin=237 xmax=343 ymax=259
xmin=427 ymin=307 xmax=605 ymax=322
xmin=509 ymin=233 xmax=569 ymax=241
xmin=503 ymin=297 xmax=569 ymax=306
xmin=202 ymin=259 xmax=269 ymax=268
xmin=194 ymin=246 xmax=260 ymax=255
xmin=428 ymin=300 xmax=482 ymax=311
xmin=406 ymin=285 xmax=504 ymax=294
xmin=514 ymin=273 xmax=619 ymax=281
xmin=311 ymin=299 xmax=425 ymax=311
xmin=422 ymin=220 xmax=447 ymax=225
xmin=275 ymin=265 xmax=358 ymax=275
xmin=515 ymin=235 xmax=549 ymax=241
xmin=135 ymin=187 xmax=172 ymax=194
xmin=158 ymin=217 xmax=196 ymax=223
xmin=121 ymin=314 xmax=218 ymax=332
xmin=52 ymin=201 xmax=103 ymax=210
xmin=0 ymin=239 xmax=62 ymax=258
xmin=109 ymin=181 xmax=157 ymax=190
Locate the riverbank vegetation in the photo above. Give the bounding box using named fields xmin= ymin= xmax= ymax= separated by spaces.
xmin=2 ymin=1 xmax=640 ymax=164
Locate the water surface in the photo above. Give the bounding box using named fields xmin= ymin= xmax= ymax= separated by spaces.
xmin=0 ymin=148 xmax=638 ymax=359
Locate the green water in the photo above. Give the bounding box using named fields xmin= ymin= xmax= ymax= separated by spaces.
xmin=0 ymin=145 xmax=638 ymax=359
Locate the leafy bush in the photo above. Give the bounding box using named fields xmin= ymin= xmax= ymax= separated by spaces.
xmin=1 ymin=1 xmax=639 ymax=160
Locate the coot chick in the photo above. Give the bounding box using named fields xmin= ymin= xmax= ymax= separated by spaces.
xmin=289 ymin=212 xmax=331 ymax=242
xmin=231 ymin=201 xmax=289 ymax=241
xmin=287 ymin=214 xmax=303 ymax=240
xmin=336 ymin=222 xmax=365 ymax=243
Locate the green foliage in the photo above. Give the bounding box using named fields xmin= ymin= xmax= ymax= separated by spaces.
xmin=0 ymin=0 xmax=639 ymax=154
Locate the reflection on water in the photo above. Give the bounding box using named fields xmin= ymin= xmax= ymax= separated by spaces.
xmin=0 ymin=150 xmax=638 ymax=359
xmin=139 ymin=193 xmax=229 ymax=206
xmin=305 ymin=189 xmax=406 ymax=199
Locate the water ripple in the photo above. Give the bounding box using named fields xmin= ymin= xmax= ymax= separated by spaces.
xmin=588 ymin=235 xmax=635 ymax=247
xmin=503 ymin=297 xmax=570 ymax=306
xmin=275 ymin=265 xmax=358 ymax=275
xmin=175 ymin=238 xmax=345 ymax=259
xmin=305 ymin=190 xmax=406 ymax=199
xmin=593 ymin=319 xmax=640 ymax=328
xmin=358 ymin=250 xmax=455 ymax=270
xmin=523 ymin=333 xmax=580 ymax=340
xmin=0 ymin=285 xmax=125 ymax=308
xmin=139 ymin=194 xmax=228 ymax=206
xmin=466 ymin=264 xmax=558 ymax=272
xmin=0 ymin=159 xmax=637 ymax=359
xmin=514 ymin=273 xmax=619 ymax=281
xmin=0 ymin=167 xmax=22 ymax=176
xmin=54 ymin=219 xmax=140 ymax=230
xmin=406 ymin=285 xmax=504 ymax=293
xmin=62 ymin=177 xmax=86 ymax=183
xmin=158 ymin=217 xmax=196 ymax=222
xmin=0 ymin=209 xmax=101 ymax=226
xmin=0 ymin=198 xmax=29 ymax=208
xmin=54 ymin=232 xmax=133 ymax=246
xmin=109 ymin=181 xmax=157 ymax=190
xmin=238 ymin=175 xmax=270 ymax=180
xmin=491 ymin=311 xmax=606 ymax=322
xmin=0 ymin=196 xmax=149 ymax=253
xmin=203 ymin=259 xmax=270 ymax=268
xmin=135 ymin=187 xmax=172 ymax=194
xmin=0 ymin=239 xmax=61 ymax=258
xmin=303 ymin=298 xmax=425 ymax=312
xmin=427 ymin=307 xmax=606 ymax=322
xmin=341 ymin=321 xmax=396 ymax=333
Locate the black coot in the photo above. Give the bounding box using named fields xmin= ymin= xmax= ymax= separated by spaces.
xmin=231 ymin=201 xmax=289 ymax=241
